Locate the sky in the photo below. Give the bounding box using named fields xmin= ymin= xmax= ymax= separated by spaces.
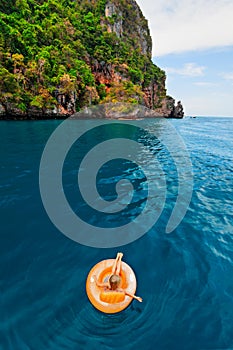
xmin=137 ymin=0 xmax=233 ymax=116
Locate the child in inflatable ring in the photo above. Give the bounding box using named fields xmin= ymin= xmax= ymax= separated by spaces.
xmin=93 ymin=253 xmax=143 ymax=303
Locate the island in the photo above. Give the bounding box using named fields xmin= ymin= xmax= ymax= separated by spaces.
xmin=0 ymin=0 xmax=184 ymax=119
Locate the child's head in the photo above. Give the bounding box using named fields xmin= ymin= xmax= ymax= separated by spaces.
xmin=109 ymin=274 xmax=121 ymax=290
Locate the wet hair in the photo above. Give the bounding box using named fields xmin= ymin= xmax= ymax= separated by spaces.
xmin=109 ymin=274 xmax=121 ymax=290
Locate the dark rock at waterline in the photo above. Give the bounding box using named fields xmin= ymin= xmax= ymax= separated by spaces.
xmin=171 ymin=101 xmax=184 ymax=119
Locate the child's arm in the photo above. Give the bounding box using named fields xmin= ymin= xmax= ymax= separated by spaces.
xmin=93 ymin=275 xmax=109 ymax=288
xmin=125 ymin=291 xmax=143 ymax=302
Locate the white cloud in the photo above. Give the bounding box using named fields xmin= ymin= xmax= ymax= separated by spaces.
xmin=221 ymin=72 xmax=233 ymax=80
xmin=166 ymin=63 xmax=205 ymax=77
xmin=137 ymin=0 xmax=233 ymax=56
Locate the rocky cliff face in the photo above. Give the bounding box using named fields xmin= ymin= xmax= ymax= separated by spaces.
xmin=91 ymin=0 xmax=183 ymax=117
xmin=104 ymin=0 xmax=151 ymax=56
xmin=0 ymin=0 xmax=183 ymax=119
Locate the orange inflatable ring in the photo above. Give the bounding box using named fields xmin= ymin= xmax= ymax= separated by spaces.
xmin=86 ymin=259 xmax=137 ymax=313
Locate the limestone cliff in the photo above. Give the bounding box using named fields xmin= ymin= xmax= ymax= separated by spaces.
xmin=104 ymin=0 xmax=151 ymax=56
xmin=0 ymin=0 xmax=183 ymax=119
xmin=92 ymin=0 xmax=183 ymax=117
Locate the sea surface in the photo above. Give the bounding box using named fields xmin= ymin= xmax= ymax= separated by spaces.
xmin=0 ymin=116 xmax=233 ymax=350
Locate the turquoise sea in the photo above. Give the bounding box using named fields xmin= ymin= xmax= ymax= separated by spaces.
xmin=0 ymin=116 xmax=233 ymax=349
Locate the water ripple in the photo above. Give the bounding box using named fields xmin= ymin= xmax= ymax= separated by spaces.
xmin=1 ymin=118 xmax=233 ymax=349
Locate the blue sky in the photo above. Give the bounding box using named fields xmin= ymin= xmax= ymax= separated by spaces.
xmin=137 ymin=0 xmax=233 ymax=116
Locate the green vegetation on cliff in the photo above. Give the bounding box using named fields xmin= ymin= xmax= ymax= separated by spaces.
xmin=0 ymin=0 xmax=167 ymax=116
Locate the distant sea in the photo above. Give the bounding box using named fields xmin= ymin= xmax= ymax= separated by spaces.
xmin=0 ymin=116 xmax=233 ymax=350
